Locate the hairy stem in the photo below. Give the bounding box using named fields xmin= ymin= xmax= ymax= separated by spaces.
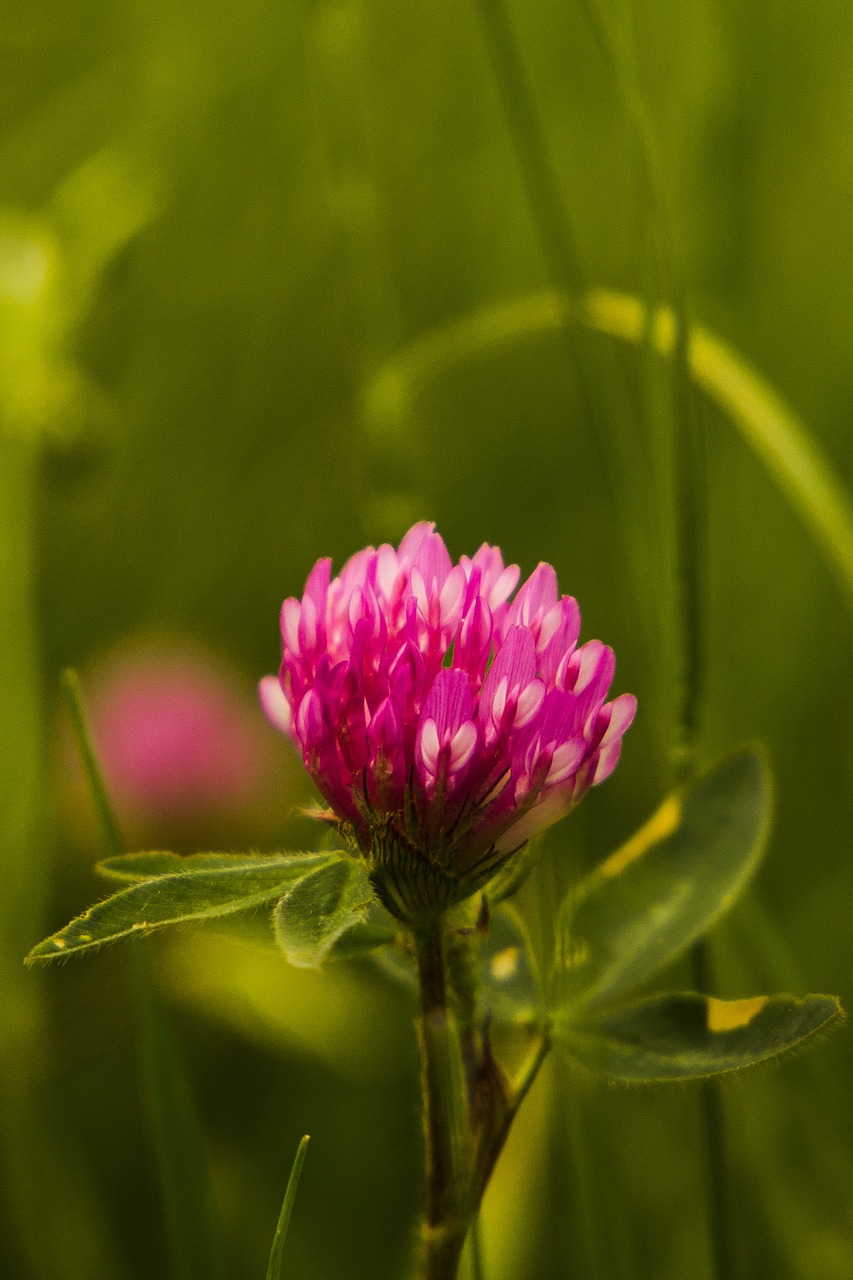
xmin=414 ymin=923 xmax=472 ymax=1280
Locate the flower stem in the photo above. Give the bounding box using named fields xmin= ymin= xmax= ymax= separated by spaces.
xmin=414 ymin=922 xmax=472 ymax=1280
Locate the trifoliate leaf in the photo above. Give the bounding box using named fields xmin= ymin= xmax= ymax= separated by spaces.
xmin=26 ymin=852 xmax=341 ymax=962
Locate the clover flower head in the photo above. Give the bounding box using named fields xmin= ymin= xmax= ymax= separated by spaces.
xmin=261 ymin=523 xmax=636 ymax=919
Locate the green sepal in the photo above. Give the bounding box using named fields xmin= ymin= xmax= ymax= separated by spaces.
xmin=26 ymin=852 xmax=342 ymax=962
xmin=273 ymin=854 xmax=375 ymax=968
xmin=554 ymin=748 xmax=771 ymax=1011
xmin=555 ymin=990 xmax=843 ymax=1082
xmin=479 ymin=902 xmax=544 ymax=1028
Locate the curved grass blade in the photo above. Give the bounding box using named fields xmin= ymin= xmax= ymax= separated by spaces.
xmin=554 ymin=749 xmax=771 ymax=1011
xmin=585 ymin=289 xmax=853 ymax=621
xmin=365 ymin=289 xmax=853 ymax=621
xmin=26 ymin=852 xmax=341 ymax=962
xmin=557 ymin=991 xmax=842 ymax=1083
xmin=266 ymin=1135 xmax=310 ymax=1280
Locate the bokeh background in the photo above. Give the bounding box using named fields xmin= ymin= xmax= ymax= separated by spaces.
xmin=2 ymin=0 xmax=853 ymax=1276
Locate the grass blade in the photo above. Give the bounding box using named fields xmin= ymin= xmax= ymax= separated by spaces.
xmin=61 ymin=667 xmax=123 ymax=860
xmin=266 ymin=1136 xmax=310 ymax=1280
xmin=135 ymin=951 xmax=225 ymax=1280
xmin=59 ymin=667 xmax=226 ymax=1279
xmin=365 ymin=288 xmax=853 ymax=624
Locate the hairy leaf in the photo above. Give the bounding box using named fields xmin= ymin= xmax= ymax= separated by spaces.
xmin=97 ymin=851 xmax=272 ymax=882
xmin=273 ymin=855 xmax=374 ymax=968
xmin=325 ymin=900 xmax=399 ymax=960
xmin=556 ymin=991 xmax=842 ymax=1082
xmin=26 ymin=852 xmax=340 ymax=962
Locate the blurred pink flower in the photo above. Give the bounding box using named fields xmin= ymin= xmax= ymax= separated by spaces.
xmin=74 ymin=643 xmax=279 ymax=836
xmin=261 ymin=523 xmax=635 ymax=916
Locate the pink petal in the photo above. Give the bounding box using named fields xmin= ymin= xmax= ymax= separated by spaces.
xmin=398 ymin=521 xmax=435 ymax=565
xmin=546 ymin=737 xmax=587 ymax=786
xmin=439 ymin=565 xmax=467 ymax=627
xmin=374 ymin=543 xmax=399 ymax=600
xmin=412 ymin=529 xmax=453 ymax=591
xmin=448 ymin=721 xmax=478 ymax=774
xmin=258 ymin=675 xmax=293 ymax=736
xmin=303 ymin=557 xmax=332 ymax=613
xmin=420 ymin=667 xmax=475 ymax=739
xmin=507 ymin=562 xmax=559 ymax=629
xmin=281 ymin=598 xmax=301 ymax=654
xmin=515 ymin=678 xmax=545 ymax=728
xmin=419 ymin=718 xmax=441 ymax=776
xmin=598 ymin=693 xmax=637 ymax=745
xmin=480 ymin=626 xmax=537 ymax=731
xmin=593 ymin=740 xmax=623 ymax=784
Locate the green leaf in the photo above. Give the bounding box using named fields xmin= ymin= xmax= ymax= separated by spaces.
xmin=273 ymin=855 xmax=375 ymax=968
xmin=556 ymin=991 xmax=843 ymax=1082
xmin=325 ymin=900 xmax=399 ymax=960
xmin=96 ymin=850 xmax=280 ymax=883
xmin=26 ymin=852 xmax=341 ymax=962
xmin=266 ymin=1135 xmax=310 ymax=1280
xmin=479 ymin=903 xmax=544 ymax=1028
xmin=554 ymin=749 xmax=771 ymax=1011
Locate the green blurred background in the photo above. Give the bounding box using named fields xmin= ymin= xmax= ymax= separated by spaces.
xmin=2 ymin=0 xmax=853 ymax=1276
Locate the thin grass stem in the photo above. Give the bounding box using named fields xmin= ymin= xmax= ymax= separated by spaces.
xmin=472 ymin=0 xmax=584 ymax=294
xmin=60 ymin=668 xmax=124 ymax=861
xmin=266 ymin=1136 xmax=311 ymax=1280
xmin=61 ymin=666 xmax=225 ymax=1280
xmin=584 ymin=11 xmax=728 ymax=1275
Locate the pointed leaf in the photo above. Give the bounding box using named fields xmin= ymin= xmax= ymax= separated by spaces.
xmin=479 ymin=903 xmax=544 ymax=1028
xmin=556 ymin=991 xmax=842 ymax=1082
xmin=97 ymin=851 xmax=278 ymax=883
xmin=26 ymin=852 xmax=340 ymax=962
xmin=273 ymin=855 xmax=374 ymax=968
xmin=554 ymin=749 xmax=771 ymax=1010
